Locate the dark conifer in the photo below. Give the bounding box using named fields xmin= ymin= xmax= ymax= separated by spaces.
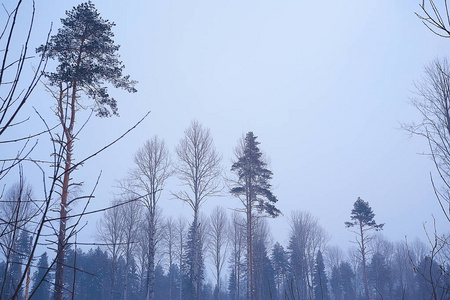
xmin=182 ymin=222 xmax=205 ymax=300
xmin=271 ymin=242 xmax=288 ymax=299
xmin=368 ymin=252 xmax=390 ymax=298
xmin=339 ymin=262 xmax=355 ymax=300
xmin=230 ymin=132 xmax=280 ymax=300
xmin=330 ymin=266 xmax=341 ymax=300
xmin=313 ymin=250 xmax=330 ymax=300
xmin=31 ymin=252 xmax=50 ymax=300
xmin=228 ymin=269 xmax=237 ymax=300
xmin=345 ymin=197 xmax=384 ymax=300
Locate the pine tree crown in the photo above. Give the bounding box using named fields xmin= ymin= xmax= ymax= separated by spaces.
xmin=37 ymin=1 xmax=137 ymax=117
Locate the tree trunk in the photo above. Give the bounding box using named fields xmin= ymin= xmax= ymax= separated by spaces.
xmin=55 ymin=82 xmax=76 ymax=300
xmin=192 ymin=213 xmax=200 ymax=300
xmin=54 ymin=124 xmax=72 ymax=300
xmin=168 ymin=251 xmax=173 ymax=300
xmin=123 ymin=250 xmax=130 ymax=300
xmin=146 ymin=218 xmax=155 ymax=300
xmin=216 ymin=250 xmax=220 ymax=300
xmin=360 ymin=222 xmax=370 ymax=300
xmin=247 ymin=196 xmax=254 ymax=300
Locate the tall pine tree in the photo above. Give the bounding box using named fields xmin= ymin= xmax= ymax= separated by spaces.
xmin=345 ymin=197 xmax=384 ymax=300
xmin=230 ymin=132 xmax=280 ymax=300
xmin=37 ymin=4 xmax=136 ymax=299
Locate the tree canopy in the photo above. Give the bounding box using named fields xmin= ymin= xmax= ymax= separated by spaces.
xmin=37 ymin=1 xmax=136 ymax=117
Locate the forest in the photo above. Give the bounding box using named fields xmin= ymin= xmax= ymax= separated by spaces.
xmin=1 ymin=1 xmax=450 ymax=300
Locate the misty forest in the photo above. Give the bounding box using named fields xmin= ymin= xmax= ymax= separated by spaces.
xmin=1 ymin=1 xmax=450 ymax=300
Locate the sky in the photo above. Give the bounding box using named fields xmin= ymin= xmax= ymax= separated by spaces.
xmin=4 ymin=0 xmax=450 ymax=253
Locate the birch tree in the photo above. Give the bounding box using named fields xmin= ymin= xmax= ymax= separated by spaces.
xmin=126 ymin=136 xmax=171 ymax=300
xmin=228 ymin=212 xmax=246 ymax=300
xmin=208 ymin=206 xmax=229 ymax=299
xmin=120 ymin=196 xmax=142 ymax=300
xmin=288 ymin=211 xmax=329 ymax=300
xmin=97 ymin=200 xmax=125 ymax=300
xmin=176 ymin=216 xmax=188 ymax=300
xmin=174 ymin=120 xmax=222 ymax=300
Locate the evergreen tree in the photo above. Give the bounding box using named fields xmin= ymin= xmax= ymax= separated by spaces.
xmin=36 ymin=3 xmax=136 ymax=299
xmin=64 ymin=246 xmax=110 ymax=300
xmin=368 ymin=252 xmax=390 ymax=299
xmin=155 ymin=264 xmax=170 ymax=300
xmin=31 ymin=252 xmax=50 ymax=300
xmin=339 ymin=262 xmax=356 ymax=300
xmin=271 ymin=242 xmax=288 ymax=300
xmin=313 ymin=250 xmax=329 ymax=300
xmin=128 ymin=258 xmax=142 ymax=300
xmin=228 ymin=269 xmax=237 ymax=300
xmin=287 ymin=231 xmax=307 ymax=299
xmin=182 ymin=222 xmax=205 ymax=300
xmin=286 ymin=211 xmax=328 ymax=299
xmin=253 ymin=229 xmax=275 ymax=300
xmin=330 ymin=266 xmax=342 ymax=300
xmin=345 ymin=197 xmax=384 ymax=300
xmin=230 ymin=132 xmax=280 ymax=300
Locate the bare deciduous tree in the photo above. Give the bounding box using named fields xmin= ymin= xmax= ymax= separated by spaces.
xmin=0 ymin=180 xmax=34 ymax=299
xmin=163 ymin=217 xmax=177 ymax=300
xmin=324 ymin=245 xmax=344 ymax=271
xmin=228 ymin=211 xmax=246 ymax=300
xmin=406 ymin=56 xmax=450 ymax=296
xmin=125 ymin=136 xmax=171 ymax=300
xmin=416 ymin=0 xmax=450 ymax=38
xmin=174 ymin=120 xmax=222 ymax=300
xmin=288 ymin=211 xmax=329 ymax=300
xmin=120 ymin=195 xmax=142 ymax=300
xmin=0 ymin=0 xmax=49 ymax=181
xmin=406 ymin=58 xmax=450 ymax=222
xmin=176 ymin=216 xmax=187 ymax=300
xmin=97 ymin=199 xmax=125 ymax=300
xmin=207 ymin=206 xmax=229 ymax=299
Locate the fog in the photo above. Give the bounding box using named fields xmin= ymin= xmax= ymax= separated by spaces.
xmin=1 ymin=1 xmax=449 ymax=299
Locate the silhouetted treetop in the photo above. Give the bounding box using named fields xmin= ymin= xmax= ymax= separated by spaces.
xmin=345 ymin=197 xmax=384 ymax=230
xmin=37 ymin=2 xmax=137 ymax=117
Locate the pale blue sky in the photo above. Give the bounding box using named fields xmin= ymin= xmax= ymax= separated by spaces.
xmin=6 ymin=0 xmax=450 ymax=251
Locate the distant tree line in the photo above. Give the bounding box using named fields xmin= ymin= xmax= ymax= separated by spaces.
xmin=1 ymin=0 xmax=450 ymax=299
xmin=2 ymin=193 xmax=447 ymax=300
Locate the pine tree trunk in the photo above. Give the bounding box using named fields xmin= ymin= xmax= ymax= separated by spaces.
xmin=54 ymin=79 xmax=77 ymax=300
xmin=54 ymin=149 xmax=71 ymax=300
xmin=360 ymin=222 xmax=370 ymax=300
